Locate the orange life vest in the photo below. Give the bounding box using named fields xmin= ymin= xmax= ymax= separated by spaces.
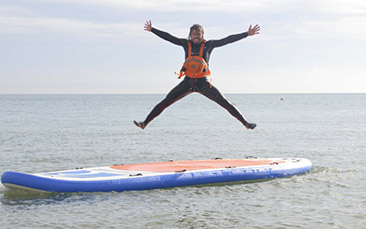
xmin=176 ymin=41 xmax=211 ymax=79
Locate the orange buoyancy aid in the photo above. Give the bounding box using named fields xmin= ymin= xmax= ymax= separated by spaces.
xmin=175 ymin=41 xmax=211 ymax=79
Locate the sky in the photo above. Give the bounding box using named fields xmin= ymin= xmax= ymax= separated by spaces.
xmin=1 ymin=0 xmax=365 ymax=94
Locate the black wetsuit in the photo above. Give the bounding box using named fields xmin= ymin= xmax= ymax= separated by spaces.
xmin=142 ymin=27 xmax=253 ymax=128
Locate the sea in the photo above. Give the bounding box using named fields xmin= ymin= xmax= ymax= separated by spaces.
xmin=0 ymin=94 xmax=365 ymax=228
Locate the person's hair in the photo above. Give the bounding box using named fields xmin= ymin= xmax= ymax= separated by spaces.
xmin=188 ymin=24 xmax=204 ymax=40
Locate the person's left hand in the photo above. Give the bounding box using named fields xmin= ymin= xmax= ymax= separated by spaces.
xmin=248 ymin=24 xmax=260 ymax=36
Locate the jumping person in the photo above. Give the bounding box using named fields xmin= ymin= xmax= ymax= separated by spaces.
xmin=134 ymin=20 xmax=260 ymax=130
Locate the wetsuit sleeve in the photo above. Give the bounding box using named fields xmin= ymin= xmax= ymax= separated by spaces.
xmin=210 ymin=32 xmax=248 ymax=48
xmin=151 ymin=28 xmax=186 ymax=46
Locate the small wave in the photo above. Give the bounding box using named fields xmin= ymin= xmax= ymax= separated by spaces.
xmin=311 ymin=166 xmax=361 ymax=174
xmin=0 ymin=188 xmax=110 ymax=208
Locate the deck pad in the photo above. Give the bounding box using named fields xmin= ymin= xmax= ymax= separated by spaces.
xmin=110 ymin=159 xmax=285 ymax=172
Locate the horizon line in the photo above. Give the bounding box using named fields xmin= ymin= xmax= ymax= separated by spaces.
xmin=1 ymin=92 xmax=366 ymax=95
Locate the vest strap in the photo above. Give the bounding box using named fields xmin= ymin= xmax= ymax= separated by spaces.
xmin=188 ymin=41 xmax=205 ymax=57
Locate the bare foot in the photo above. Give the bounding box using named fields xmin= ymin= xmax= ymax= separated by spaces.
xmin=134 ymin=120 xmax=146 ymax=129
xmin=245 ymin=122 xmax=256 ymax=130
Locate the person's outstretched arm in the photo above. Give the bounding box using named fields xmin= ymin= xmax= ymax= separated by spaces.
xmin=211 ymin=24 xmax=260 ymax=48
xmin=144 ymin=20 xmax=185 ymax=46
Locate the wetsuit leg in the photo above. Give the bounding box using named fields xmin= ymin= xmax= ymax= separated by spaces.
xmin=143 ymin=79 xmax=192 ymax=126
xmin=199 ymin=80 xmax=251 ymax=127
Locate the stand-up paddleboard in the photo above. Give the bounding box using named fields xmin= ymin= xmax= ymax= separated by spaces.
xmin=1 ymin=158 xmax=312 ymax=193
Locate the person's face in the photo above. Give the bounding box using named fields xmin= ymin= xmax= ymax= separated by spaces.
xmin=191 ymin=30 xmax=203 ymax=44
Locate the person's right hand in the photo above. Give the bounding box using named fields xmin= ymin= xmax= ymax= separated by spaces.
xmin=144 ymin=20 xmax=152 ymax=32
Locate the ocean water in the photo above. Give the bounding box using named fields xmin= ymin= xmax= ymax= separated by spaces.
xmin=0 ymin=94 xmax=365 ymax=228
